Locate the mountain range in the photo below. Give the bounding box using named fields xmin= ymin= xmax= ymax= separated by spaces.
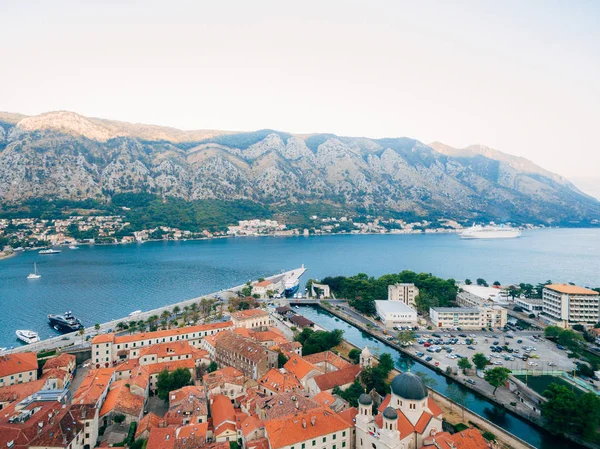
xmin=0 ymin=110 xmax=598 ymax=226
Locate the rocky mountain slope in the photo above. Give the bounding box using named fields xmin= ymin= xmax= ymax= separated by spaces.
xmin=0 ymin=111 xmax=598 ymax=225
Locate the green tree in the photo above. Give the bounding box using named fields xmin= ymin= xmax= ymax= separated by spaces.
xmin=544 ymin=325 xmax=562 ymax=339
xmin=476 ymin=278 xmax=488 ymax=287
xmin=208 ymin=361 xmax=218 ymax=373
xmin=113 ymin=414 xmax=126 ymax=424
xmin=396 ymin=330 xmax=416 ymax=346
xmin=465 ymin=279 xmax=472 ymax=285
xmin=458 ymin=358 xmax=472 ymax=372
xmin=277 ymin=352 xmax=289 ymax=367
xmin=173 ymin=305 xmax=181 ymax=315
xmin=573 ymin=393 xmax=600 ymax=438
xmin=472 ymin=353 xmax=488 ymax=371
xmin=333 ymin=380 xmax=365 ymax=407
xmin=94 ymin=323 xmax=101 ymax=332
xmin=348 ymin=348 xmax=362 ymax=364
xmin=484 ymin=367 xmax=511 ymax=395
xmin=156 ymin=368 xmax=192 ymax=401
xmin=377 ymin=353 xmax=394 ymax=376
xmin=542 ymin=383 xmax=578 ymax=429
xmin=493 ymin=281 xmax=501 ymax=287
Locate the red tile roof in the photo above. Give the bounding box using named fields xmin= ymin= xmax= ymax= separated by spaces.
xmin=42 ymin=353 xmax=75 ymax=371
xmin=210 ymin=394 xmax=236 ymax=428
xmin=0 ymin=353 xmax=38 ymax=378
xmin=240 ymin=415 xmax=263 ymax=436
xmin=337 ymin=407 xmax=358 ymax=427
xmin=135 ymin=412 xmax=164 ymax=439
xmin=303 ymin=351 xmax=352 ymax=370
xmin=313 ymin=365 xmax=361 ymax=391
xmin=284 ymin=354 xmax=320 ymax=380
xmin=258 ymin=368 xmax=302 ymax=394
xmin=232 ymin=309 xmax=269 ymax=320
xmin=545 ymin=284 xmax=599 ymax=295
xmin=73 ymin=368 xmax=114 ymax=405
xmin=422 ymin=428 xmax=491 ymax=449
xmin=264 ymin=407 xmax=353 ymax=449
xmin=99 ymin=380 xmax=145 ymax=418
xmin=428 ymin=396 xmax=443 ymax=417
xmin=414 ymin=411 xmax=432 ymax=433
xmin=147 ymin=427 xmax=176 ymax=449
xmin=0 ymin=379 xmax=46 ymax=405
xmin=313 ymin=391 xmax=336 ymax=407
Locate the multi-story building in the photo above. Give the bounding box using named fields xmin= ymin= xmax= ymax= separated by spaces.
xmin=542 ymin=284 xmax=600 ymax=328
xmin=214 ymin=331 xmax=278 ymax=380
xmin=388 ymin=283 xmax=419 ymax=308
xmin=375 ymin=301 xmax=418 ymax=328
xmin=0 ymin=399 xmax=84 ymax=449
xmin=430 ymin=306 xmax=507 ymax=330
xmin=231 ymin=309 xmax=272 ymax=329
xmin=71 ymin=368 xmax=115 ymax=448
xmin=457 ymin=285 xmax=509 ymax=308
xmin=515 ymin=297 xmax=543 ymax=313
xmin=264 ymin=406 xmax=355 ymax=449
xmin=355 ymin=372 xmax=443 ymax=449
xmin=0 ymin=353 xmax=38 ymax=387
xmin=91 ymin=321 xmax=233 ymax=366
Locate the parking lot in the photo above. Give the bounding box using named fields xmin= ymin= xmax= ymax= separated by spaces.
xmin=405 ymin=329 xmax=578 ymax=374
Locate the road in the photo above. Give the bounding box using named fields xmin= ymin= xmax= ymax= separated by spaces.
xmin=9 ymin=267 xmax=306 ymax=354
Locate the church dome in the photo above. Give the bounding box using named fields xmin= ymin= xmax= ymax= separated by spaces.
xmin=382 ymin=407 xmax=398 ymax=420
xmin=390 ymin=372 xmax=428 ymax=400
xmin=359 ymin=393 xmax=373 ymax=405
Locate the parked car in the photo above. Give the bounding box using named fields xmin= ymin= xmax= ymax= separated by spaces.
xmin=466 ymin=379 xmax=476 ymax=385
xmin=425 ymin=356 xmax=433 ymax=362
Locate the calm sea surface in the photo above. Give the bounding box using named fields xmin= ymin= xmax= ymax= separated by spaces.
xmin=0 ymin=228 xmax=599 ymax=348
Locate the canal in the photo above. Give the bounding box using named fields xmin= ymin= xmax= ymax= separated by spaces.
xmin=299 ymin=305 xmax=580 ymax=449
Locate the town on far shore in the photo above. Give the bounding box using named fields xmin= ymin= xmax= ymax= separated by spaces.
xmin=0 ymin=213 xmax=541 ymax=255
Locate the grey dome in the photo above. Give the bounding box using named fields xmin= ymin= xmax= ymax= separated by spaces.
xmin=382 ymin=407 xmax=398 ymax=420
xmin=359 ymin=393 xmax=373 ymax=405
xmin=390 ymin=372 xmax=428 ymax=400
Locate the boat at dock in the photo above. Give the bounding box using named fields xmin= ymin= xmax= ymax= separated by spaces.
xmin=27 ymin=263 xmax=41 ymax=279
xmin=48 ymin=311 xmax=83 ymax=332
xmin=15 ymin=329 xmax=40 ymax=344
xmin=460 ymin=224 xmax=521 ymax=239
xmin=39 ymin=248 xmax=61 ymax=255
xmin=284 ymin=278 xmax=299 ymax=297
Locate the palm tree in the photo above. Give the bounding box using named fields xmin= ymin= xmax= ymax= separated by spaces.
xmin=190 ymin=303 xmax=198 ymax=313
xmin=161 ymin=310 xmax=170 ymax=321
xmin=94 ymin=323 xmax=101 ymax=332
xmin=78 ymin=328 xmax=85 ymax=344
xmin=173 ymin=305 xmax=181 ymax=315
xmin=116 ymin=322 xmax=125 ymax=331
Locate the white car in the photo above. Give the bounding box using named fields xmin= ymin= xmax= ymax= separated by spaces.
xmin=493 ymin=361 xmax=503 ymax=365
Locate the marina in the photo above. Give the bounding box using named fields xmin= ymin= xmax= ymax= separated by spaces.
xmin=1 ymin=229 xmax=599 ymax=349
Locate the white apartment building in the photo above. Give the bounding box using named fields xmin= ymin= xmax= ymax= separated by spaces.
xmin=430 ymin=306 xmax=507 ymax=330
xmin=542 ymin=284 xmax=600 ymax=328
xmin=387 ymin=283 xmax=419 ymax=308
xmin=457 ymin=285 xmax=509 ymax=308
xmin=515 ymin=297 xmax=543 ymax=313
xmin=375 ymin=300 xmax=418 ymax=328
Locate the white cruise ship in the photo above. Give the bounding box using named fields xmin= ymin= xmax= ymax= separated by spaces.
xmin=16 ymin=329 xmax=40 ymax=344
xmin=460 ymin=224 xmax=521 ymax=239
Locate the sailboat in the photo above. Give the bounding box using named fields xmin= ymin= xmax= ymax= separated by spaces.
xmin=27 ymin=263 xmax=41 ymax=279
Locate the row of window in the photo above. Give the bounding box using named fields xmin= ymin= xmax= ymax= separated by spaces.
xmin=290 ymin=432 xmax=347 ymax=449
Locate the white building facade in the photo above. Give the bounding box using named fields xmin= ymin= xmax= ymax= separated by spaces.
xmin=542 ymin=284 xmax=600 ymax=328
xmin=375 ymin=301 xmax=418 ymax=328
xmin=387 ymin=283 xmax=419 ymax=308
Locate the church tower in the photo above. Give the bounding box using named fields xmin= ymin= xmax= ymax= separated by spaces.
xmin=360 ymin=346 xmax=373 ymax=368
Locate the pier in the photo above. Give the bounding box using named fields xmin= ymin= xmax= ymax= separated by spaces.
xmin=11 ymin=266 xmax=306 ymax=354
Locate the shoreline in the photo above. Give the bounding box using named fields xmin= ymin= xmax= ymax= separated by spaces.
xmin=4 ymin=225 xmax=558 ymax=255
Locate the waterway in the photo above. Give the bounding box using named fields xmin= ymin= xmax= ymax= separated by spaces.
xmin=1 ymin=229 xmax=599 ymax=349
xmin=298 ymin=305 xmax=578 ymax=449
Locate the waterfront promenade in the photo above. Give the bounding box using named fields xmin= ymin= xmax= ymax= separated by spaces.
xmin=11 ymin=266 xmax=306 ymax=354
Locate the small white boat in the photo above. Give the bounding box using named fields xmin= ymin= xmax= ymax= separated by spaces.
xmin=27 ymin=263 xmax=41 ymax=279
xmin=16 ymin=329 xmax=40 ymax=344
xmin=39 ymin=249 xmax=61 ymax=255
xmin=69 ymin=245 xmax=79 ymax=250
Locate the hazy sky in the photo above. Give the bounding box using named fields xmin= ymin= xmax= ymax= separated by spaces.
xmin=1 ymin=0 xmax=599 ymax=181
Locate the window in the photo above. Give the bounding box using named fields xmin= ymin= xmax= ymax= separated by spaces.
xmin=342 ymin=443 xmax=346 ymax=448
xmin=333 ymin=434 xmax=336 ymax=440
xmin=302 ymin=444 xmax=305 ymax=449
xmin=312 ymin=441 xmax=316 ymax=446
xmin=323 ymin=438 xmax=326 ymax=443
xmin=342 ymin=432 xmax=346 ymax=437
xmin=333 ymin=445 xmax=336 ymax=449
